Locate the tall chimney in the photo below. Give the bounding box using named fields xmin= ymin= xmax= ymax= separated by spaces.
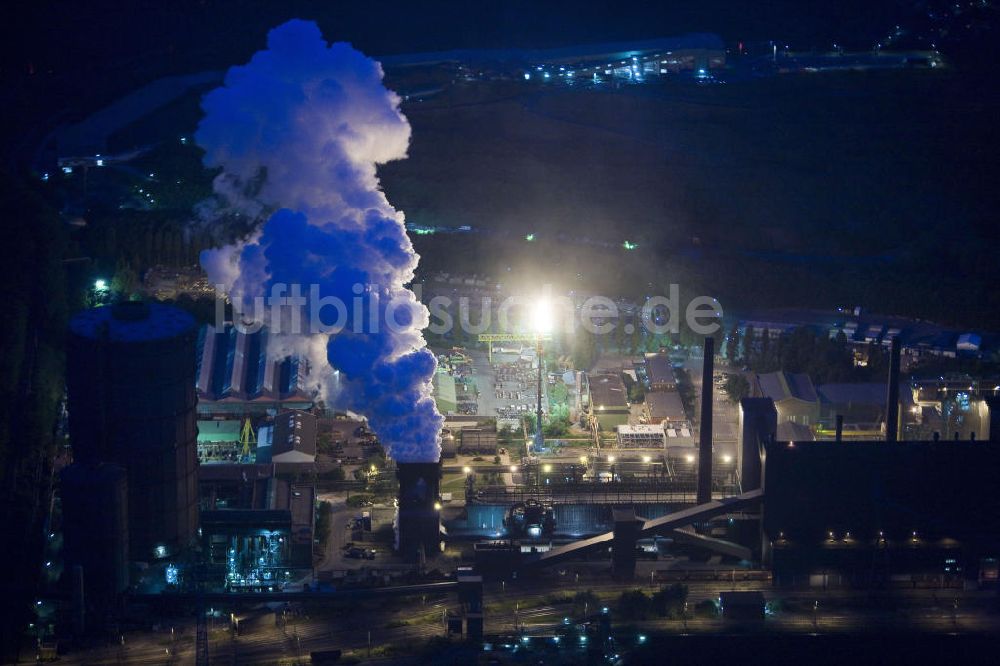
xmin=396 ymin=462 xmax=442 ymax=563
xmin=697 ymin=337 xmax=714 ymax=505
xmin=885 ymin=336 xmax=901 ymax=443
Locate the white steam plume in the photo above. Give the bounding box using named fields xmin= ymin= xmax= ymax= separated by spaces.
xmin=196 ymin=19 xmax=442 ymax=462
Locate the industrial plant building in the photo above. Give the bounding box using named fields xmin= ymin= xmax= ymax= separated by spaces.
xmin=198 ymin=464 xmax=316 ymax=588
xmin=644 ymin=353 xmax=677 ymax=391
xmin=762 ymin=438 xmax=1000 ymax=586
xmin=616 ymin=424 xmax=666 ymax=449
xmin=196 ymin=323 xmax=314 ymax=416
xmin=754 ymin=371 xmax=820 ymax=427
xmin=644 ymin=390 xmax=686 ymax=425
xmin=588 ymin=372 xmax=630 ymax=430
xmin=256 ymin=409 xmax=318 ymax=464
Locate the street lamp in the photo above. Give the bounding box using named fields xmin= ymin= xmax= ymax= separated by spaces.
xmin=531 ymin=298 xmax=553 ymax=453
xmin=463 ymin=466 xmax=472 ymax=475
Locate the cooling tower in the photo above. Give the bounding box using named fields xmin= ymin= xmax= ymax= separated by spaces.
xmin=396 ymin=462 xmax=441 ymax=562
xmin=67 ymin=301 xmax=199 ymax=560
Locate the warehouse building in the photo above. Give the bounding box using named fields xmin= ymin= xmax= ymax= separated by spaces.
xmin=257 ymin=410 xmax=318 ymax=464
xmin=644 ymin=353 xmax=677 ymax=391
xmin=755 ymin=371 xmax=820 ymax=427
xmin=196 ymin=323 xmax=314 ymax=416
xmin=644 ymin=390 xmax=686 ymax=425
xmin=588 ymin=373 xmax=630 ymax=430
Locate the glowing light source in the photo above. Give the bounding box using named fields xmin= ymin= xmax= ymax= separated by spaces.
xmin=463 ymin=466 xmax=472 ymax=474
xmin=542 ymin=464 xmax=552 ymax=473
xmin=94 ymin=279 xmax=108 ymax=292
xmin=532 ymin=298 xmax=553 ymax=335
xmin=434 ymin=502 xmax=442 ymax=511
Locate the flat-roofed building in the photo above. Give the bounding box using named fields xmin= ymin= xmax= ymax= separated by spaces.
xmin=616 ymin=424 xmax=666 ymax=449
xmin=588 ymin=373 xmax=630 ymax=430
xmin=461 ymin=427 xmax=498 ymax=455
xmin=645 ymin=390 xmax=686 ymax=425
xmin=644 ymin=353 xmax=677 ymax=391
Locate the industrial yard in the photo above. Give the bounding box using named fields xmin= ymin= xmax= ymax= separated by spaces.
xmin=5 ymin=3 xmax=1000 ymax=664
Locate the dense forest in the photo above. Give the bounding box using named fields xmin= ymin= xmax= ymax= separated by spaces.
xmin=0 ymin=174 xmax=75 ymax=658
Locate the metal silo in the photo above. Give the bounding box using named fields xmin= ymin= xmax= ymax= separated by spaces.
xmin=67 ymin=301 xmax=199 ymax=561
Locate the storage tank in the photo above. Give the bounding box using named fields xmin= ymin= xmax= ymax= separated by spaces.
xmin=60 ymin=463 xmax=129 ymax=614
xmin=67 ymin=301 xmax=199 ymax=560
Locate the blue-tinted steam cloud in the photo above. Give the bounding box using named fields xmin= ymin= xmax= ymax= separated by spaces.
xmin=196 ymin=19 xmax=442 ymax=462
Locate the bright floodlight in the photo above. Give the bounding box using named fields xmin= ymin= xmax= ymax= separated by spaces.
xmin=94 ymin=279 xmax=108 ymax=292
xmin=532 ymin=298 xmax=553 ymax=334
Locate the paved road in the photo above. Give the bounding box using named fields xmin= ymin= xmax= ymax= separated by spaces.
xmin=469 ymin=349 xmax=498 ymax=417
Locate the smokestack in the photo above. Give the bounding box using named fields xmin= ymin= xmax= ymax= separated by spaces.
xmin=835 ymin=415 xmax=844 ymax=443
xmin=885 ymin=336 xmax=901 ymax=443
xmin=697 ymin=337 xmax=714 ymax=505
xmin=396 ymin=462 xmax=441 ymax=563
